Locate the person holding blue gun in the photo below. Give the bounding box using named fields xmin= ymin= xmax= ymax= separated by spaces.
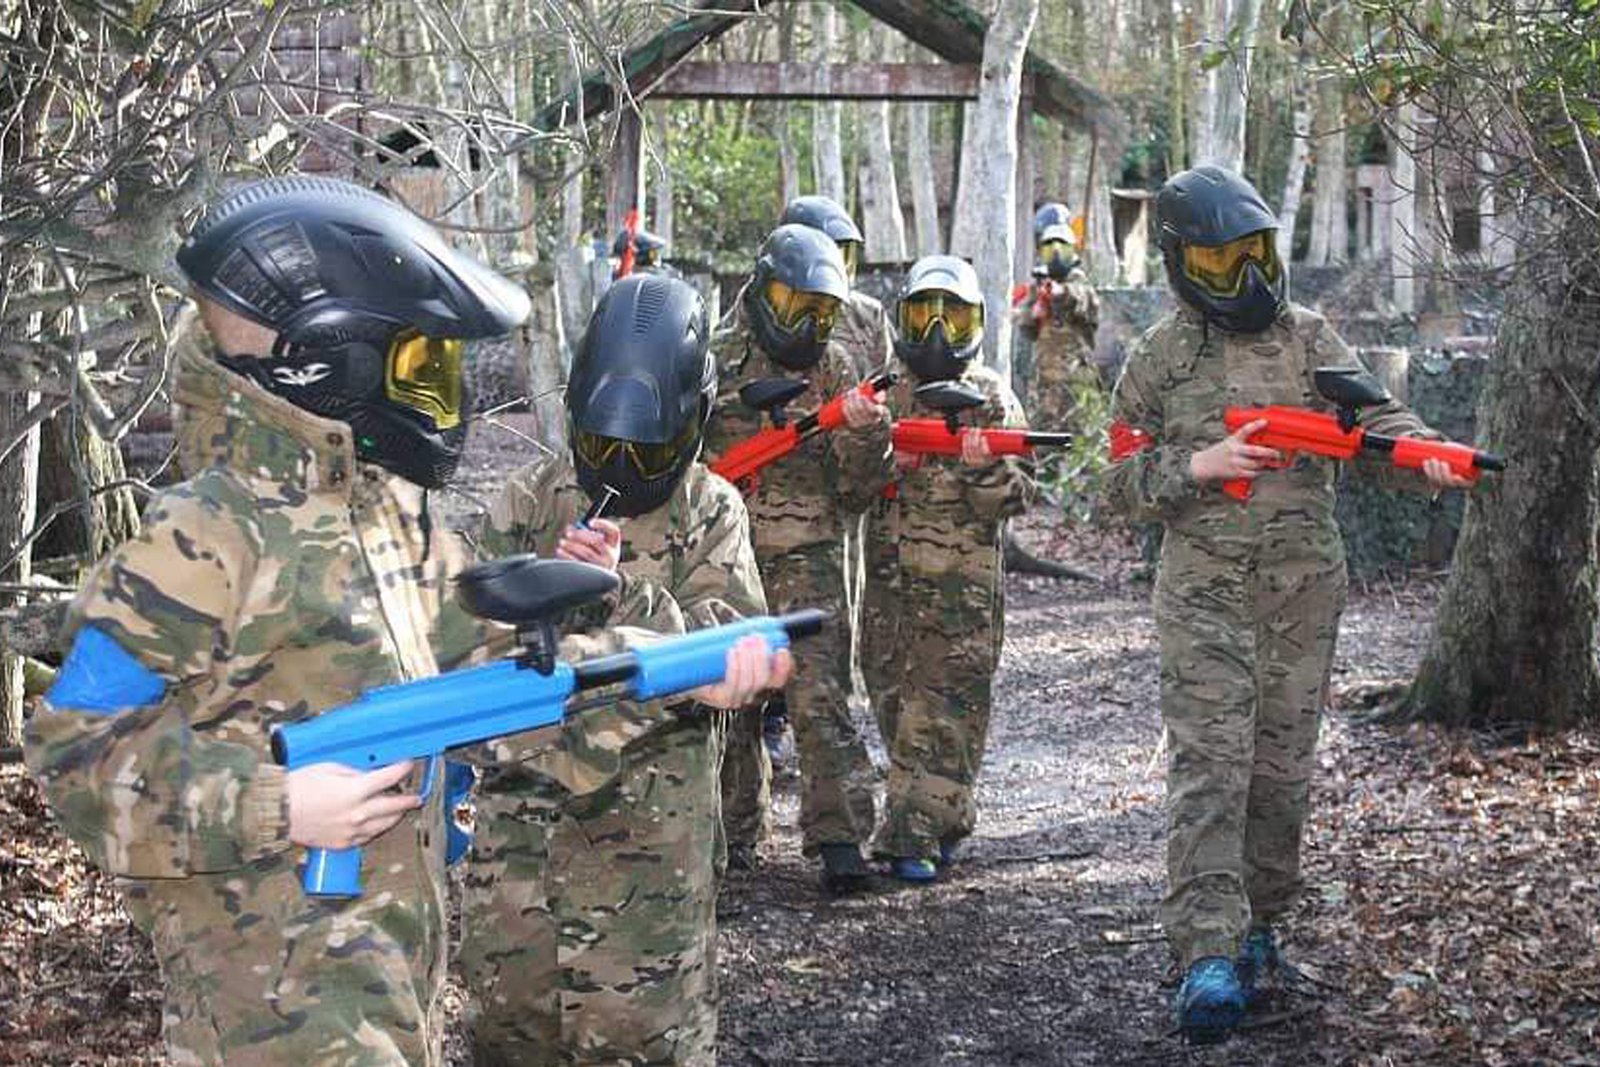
xmin=459 ymin=273 xmax=783 ymax=1067
xmin=21 ymin=179 xmax=788 ymax=1067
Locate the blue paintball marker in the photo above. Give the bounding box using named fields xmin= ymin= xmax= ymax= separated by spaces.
xmin=271 ymin=556 xmax=823 ymax=898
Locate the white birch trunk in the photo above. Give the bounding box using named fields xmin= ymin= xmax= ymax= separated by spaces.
xmin=858 ymin=27 xmax=907 ymax=262
xmin=1276 ymin=55 xmax=1312 ymax=263
xmin=906 ymin=103 xmax=942 ymax=255
xmin=951 ymin=0 xmax=1041 ymax=377
xmin=1391 ymin=102 xmax=1420 ymax=314
xmin=813 ymin=4 xmax=846 ymax=203
xmin=1194 ymin=0 xmax=1261 ymax=173
xmin=949 ymin=102 xmax=983 ymax=256
xmin=561 ymin=143 xmax=585 ymax=249
xmin=1306 ymin=74 xmax=1348 ymax=266
xmin=777 ymin=4 xmax=801 ymax=205
xmin=652 ymin=103 xmax=674 ymax=247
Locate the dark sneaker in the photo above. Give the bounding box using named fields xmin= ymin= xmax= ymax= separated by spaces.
xmin=1236 ymin=926 xmax=1279 ymax=1007
xmin=1177 ymin=956 xmax=1246 ymax=1045
xmin=726 ymin=841 xmax=759 ymax=872
xmin=818 ymin=843 xmax=872 ymax=894
xmin=891 ymin=857 xmax=938 ymax=883
xmin=937 ymin=840 xmax=960 ymax=868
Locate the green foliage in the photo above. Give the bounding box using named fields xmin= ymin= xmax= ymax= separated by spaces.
xmin=1041 ymin=379 xmax=1113 ymax=527
xmin=663 ymin=105 xmax=785 ymax=269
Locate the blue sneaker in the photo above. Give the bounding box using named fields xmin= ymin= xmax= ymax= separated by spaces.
xmin=891 ymin=857 xmax=938 ymax=883
xmin=1236 ymin=927 xmax=1279 ymax=1007
xmin=1177 ymin=956 xmax=1245 ymax=1045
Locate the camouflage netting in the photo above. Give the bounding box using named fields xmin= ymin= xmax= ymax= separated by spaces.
xmin=1335 ymin=348 xmax=1491 ymax=578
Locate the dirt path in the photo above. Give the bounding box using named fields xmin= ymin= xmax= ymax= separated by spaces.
xmin=714 ymin=532 xmax=1442 ymax=1067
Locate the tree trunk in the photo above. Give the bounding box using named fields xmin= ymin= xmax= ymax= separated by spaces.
xmin=1401 ymin=220 xmax=1600 ymax=726
xmin=905 ymin=102 xmax=942 ymax=256
xmin=34 ymin=406 xmax=140 ymax=567
xmin=776 ymin=4 xmax=801 ymax=206
xmin=1167 ymin=0 xmax=1188 ymax=172
xmin=652 ymin=103 xmax=675 ymax=248
xmin=949 ymin=102 xmax=982 ymax=256
xmin=1306 ymin=73 xmax=1348 ymax=267
xmin=0 ymin=392 xmax=42 ymax=747
xmin=1275 ymin=48 xmax=1312 ymax=264
xmin=561 ymin=143 xmax=584 ymax=250
xmin=950 ymin=0 xmax=1040 ymax=378
xmin=1193 ymin=0 xmax=1261 ymax=173
xmin=858 ymin=27 xmax=907 ymax=263
xmin=1083 ymin=129 xmax=1121 ymax=284
xmin=812 ymin=4 xmax=846 ymax=204
xmin=1390 ymin=102 xmax=1419 ymax=314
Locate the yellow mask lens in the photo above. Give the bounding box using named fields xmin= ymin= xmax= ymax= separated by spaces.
xmin=386 ymin=332 xmax=464 ymax=429
xmin=1181 ymin=231 xmax=1279 ymax=296
xmin=1038 ymin=239 xmax=1076 ymax=263
xmin=838 ymin=240 xmax=862 ymax=281
xmin=899 ymin=292 xmax=982 ymax=345
xmin=763 ymin=278 xmax=840 ymax=338
xmin=573 ymin=420 xmax=698 ymax=480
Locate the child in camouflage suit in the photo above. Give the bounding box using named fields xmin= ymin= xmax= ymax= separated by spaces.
xmin=459 ymin=274 xmax=782 ymax=1067
xmin=1103 ymin=166 xmax=1475 ymax=1044
xmin=861 ymin=254 xmax=1034 ymax=883
xmin=24 ymin=177 xmax=531 ymax=1066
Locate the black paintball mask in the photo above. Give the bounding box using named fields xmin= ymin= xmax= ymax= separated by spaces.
xmin=178 ymin=175 xmax=530 ymax=488
xmin=567 ymin=275 xmax=714 ymax=518
xmin=1156 ymin=165 xmax=1286 ymax=336
xmin=895 ymin=255 xmax=985 ymax=383
xmin=742 ymin=223 xmax=850 ymax=371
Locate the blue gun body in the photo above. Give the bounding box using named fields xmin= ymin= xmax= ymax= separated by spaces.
xmin=272 ymin=613 xmax=819 ymax=899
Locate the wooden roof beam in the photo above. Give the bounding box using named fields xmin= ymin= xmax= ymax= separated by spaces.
xmin=653 ymin=62 xmax=990 ymax=101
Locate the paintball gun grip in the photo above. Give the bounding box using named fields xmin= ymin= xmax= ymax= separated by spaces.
xmin=814 ymin=372 xmax=897 ymax=432
xmin=302 ymin=845 xmax=365 ymax=898
xmin=297 ymin=754 xmax=441 ymax=898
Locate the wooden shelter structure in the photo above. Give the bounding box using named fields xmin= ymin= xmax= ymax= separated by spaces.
xmin=534 ymin=0 xmax=1121 ymax=274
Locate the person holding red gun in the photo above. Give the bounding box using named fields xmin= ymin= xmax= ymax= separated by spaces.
xmin=706 ymin=224 xmax=895 ymax=891
xmin=1012 ymin=203 xmax=1102 ymax=433
xmin=860 ymin=254 xmax=1035 ymax=883
xmin=1102 ymin=166 xmax=1477 ymax=1045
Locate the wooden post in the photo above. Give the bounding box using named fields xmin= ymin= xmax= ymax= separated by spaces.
xmin=605 ymin=108 xmax=645 ymax=243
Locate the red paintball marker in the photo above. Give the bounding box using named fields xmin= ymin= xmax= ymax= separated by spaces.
xmin=1221 ymin=366 xmax=1507 ymax=501
xmin=710 ymin=371 xmax=897 ymax=494
xmin=891 ymin=380 xmax=1073 ymax=460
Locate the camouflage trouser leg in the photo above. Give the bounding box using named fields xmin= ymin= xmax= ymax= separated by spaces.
xmin=124 ymin=856 xmax=448 ymax=1067
xmin=460 ymin=719 xmax=721 ymax=1067
xmin=748 ymin=541 xmax=876 ymax=853
xmin=718 ymin=697 xmax=772 ymax=850
xmin=870 ymin=574 xmax=997 ymax=860
xmin=858 ymin=509 xmax=903 ymax=753
xmin=1156 ymin=539 xmax=1345 ymax=967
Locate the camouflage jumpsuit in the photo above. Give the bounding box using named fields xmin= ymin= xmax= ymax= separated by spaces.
xmin=1102 ymin=304 xmax=1439 ymax=967
xmin=860 ymin=365 xmax=1034 ymax=860
xmin=828 ymin=290 xmax=895 ymax=736
xmin=1013 ymin=269 xmax=1102 ymax=432
xmin=24 ymin=340 xmax=491 ymax=1067
xmin=707 ymin=308 xmax=894 ymax=855
xmin=460 ymin=453 xmax=764 ymax=1067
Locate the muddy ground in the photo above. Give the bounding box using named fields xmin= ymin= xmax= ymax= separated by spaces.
xmin=4 ymin=419 xmax=1599 ymax=1065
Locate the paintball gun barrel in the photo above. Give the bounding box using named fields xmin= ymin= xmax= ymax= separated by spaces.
xmin=1220 ymin=366 xmax=1506 ymax=501
xmin=271 ymin=556 xmax=824 ymax=898
xmin=710 ymin=371 xmax=896 ymax=492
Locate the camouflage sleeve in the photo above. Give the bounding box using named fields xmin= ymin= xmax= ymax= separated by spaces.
xmin=823 ymin=352 xmax=896 ymax=514
xmin=870 ymin=301 xmax=895 ymax=373
xmin=1012 ymin=283 xmax=1042 ymax=340
xmin=23 ymin=477 xmax=292 ymax=877
xmin=957 ymin=377 xmax=1036 ymax=521
xmin=1308 ymin=319 xmax=1443 ymax=493
xmin=673 ymin=474 xmax=768 ymax=628
xmin=1101 ymin=328 xmax=1202 ymax=523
